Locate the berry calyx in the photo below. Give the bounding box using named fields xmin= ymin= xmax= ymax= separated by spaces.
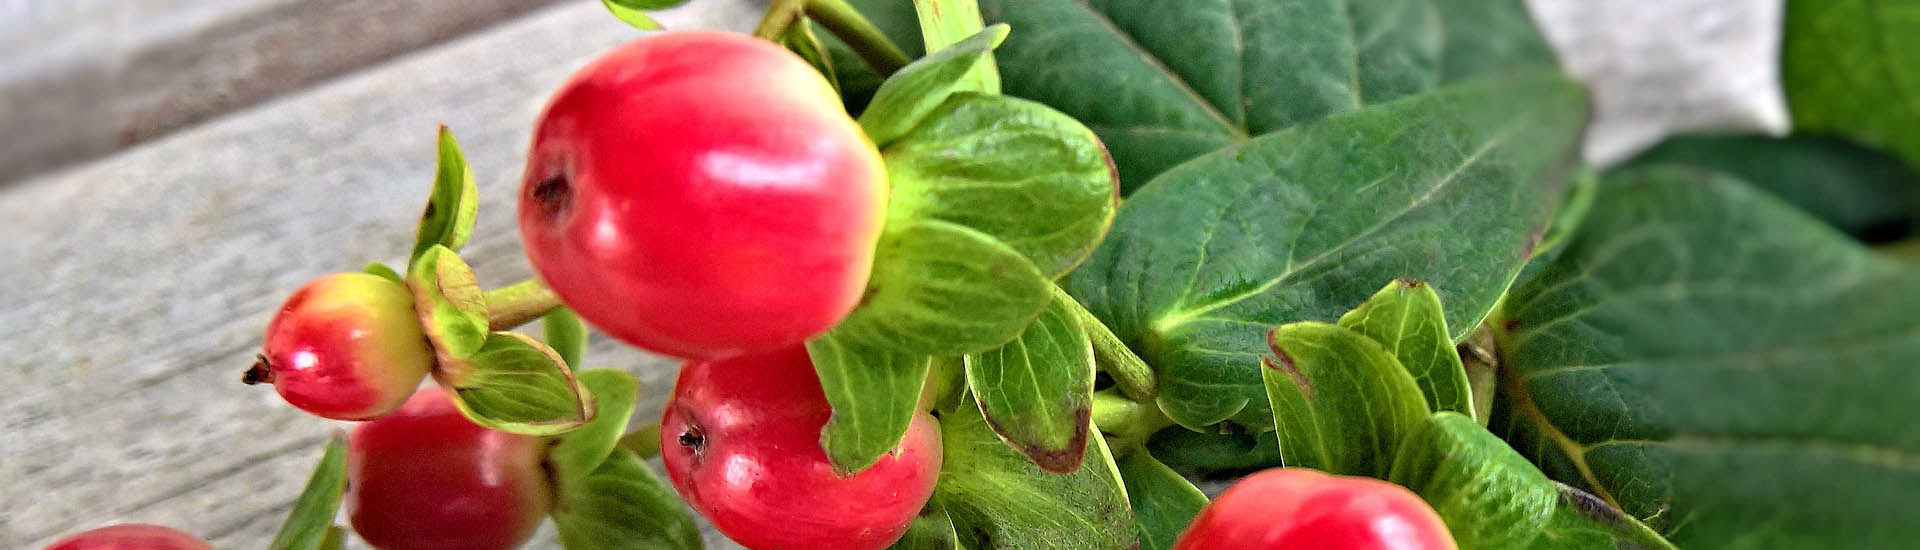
xmin=41 ymin=524 xmax=210 ymax=550
xmin=518 ymin=30 xmax=887 ymax=361
xmin=252 ymin=272 xmax=433 ymax=420
xmin=661 ymin=346 xmax=941 ymax=550
xmin=347 ymin=387 xmax=553 ymax=550
xmin=1175 ymin=467 xmax=1457 ymax=550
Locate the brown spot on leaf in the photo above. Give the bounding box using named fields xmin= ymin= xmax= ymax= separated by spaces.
xmin=983 ymin=405 xmax=1090 ymax=474
xmin=1396 ymin=276 xmax=1425 ymax=289
xmin=1262 ymin=333 xmax=1314 ymax=402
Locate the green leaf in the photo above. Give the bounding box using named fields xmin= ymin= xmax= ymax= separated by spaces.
xmin=1338 ymin=278 xmax=1473 ymax=418
xmin=782 ymin=18 xmax=839 ymax=93
xmin=965 ymin=291 xmax=1096 ymax=473
xmin=1622 ymin=135 xmax=1920 ymax=240
xmin=1497 ymin=165 xmax=1920 ymax=549
xmin=441 ymin=331 xmax=594 ymax=436
xmin=411 ymin=127 xmax=479 ymax=263
xmin=1261 ymin=322 xmax=1429 ymax=477
xmin=859 ymin=25 xmax=1010 ymax=146
xmin=914 ymin=0 xmax=999 ymax=93
xmin=1063 ymin=73 xmax=1588 ymax=430
xmin=407 ymin=245 xmax=489 ymax=360
xmin=884 ymin=92 xmax=1118 ymax=278
xmin=552 ymin=449 xmax=703 ymax=550
xmin=1144 ymin=429 xmax=1281 ymax=473
xmin=806 ymin=329 xmax=934 ymax=474
xmin=835 ymin=219 xmax=1051 ymax=356
xmin=1782 ymin=0 xmax=1920 ymax=168
xmin=976 ymin=0 xmax=1556 ymax=191
xmin=269 ymin=433 xmax=348 ymax=550
xmin=543 ymin=307 xmax=589 ymax=369
xmin=936 ymin=398 xmax=1137 ymax=550
xmin=363 ymin=261 xmax=403 ymax=284
xmin=1389 ymin=412 xmax=1672 ymax=550
xmin=317 ymin=526 xmax=345 ymax=550
xmin=549 ymin=370 xmax=640 ymax=480
xmin=887 ymin=501 xmax=961 ymax=550
xmin=1115 ymin=451 xmax=1208 ymax=550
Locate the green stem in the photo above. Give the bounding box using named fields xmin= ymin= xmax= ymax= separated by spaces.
xmin=1091 ymin=390 xmax=1171 ymax=454
xmin=751 ymin=0 xmax=806 ymax=40
xmin=616 ymin=424 xmax=662 ymax=459
xmin=1051 ymin=283 xmax=1157 ymax=402
xmin=912 ymin=0 xmax=999 ymax=92
xmin=806 ymin=0 xmax=911 ymax=75
xmin=483 ymin=279 xmax=562 ymax=331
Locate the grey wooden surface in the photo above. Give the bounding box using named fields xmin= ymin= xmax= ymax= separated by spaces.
xmin=0 ymin=1 xmax=762 ymax=547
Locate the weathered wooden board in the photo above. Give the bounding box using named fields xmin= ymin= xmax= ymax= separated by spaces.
xmin=0 ymin=1 xmax=762 ymax=547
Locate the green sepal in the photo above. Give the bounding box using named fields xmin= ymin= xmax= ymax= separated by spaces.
xmin=549 ymin=369 xmax=641 ymax=480
xmin=834 ymin=219 xmax=1050 ymax=356
xmin=859 ymin=24 xmax=1010 ymax=146
xmin=600 ymin=0 xmax=689 ymax=30
xmin=410 ymin=126 xmax=479 ymax=263
xmin=806 ymin=328 xmax=934 ymax=475
xmin=439 ymin=331 xmax=594 ymax=436
xmin=363 ymin=261 xmax=403 ymax=284
xmin=268 ymin=432 xmax=348 ymax=550
xmin=407 ymin=245 xmax=489 ymax=361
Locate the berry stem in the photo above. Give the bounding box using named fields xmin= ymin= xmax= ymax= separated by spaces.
xmin=913 ymin=0 xmax=998 ymax=93
xmin=754 ymin=0 xmax=911 ymax=76
xmin=1091 ymin=389 xmax=1171 ymax=454
xmin=483 ymin=279 xmax=563 ymax=331
xmin=1051 ymin=283 xmax=1158 ymax=403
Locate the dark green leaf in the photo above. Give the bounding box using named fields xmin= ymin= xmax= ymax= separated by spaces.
xmin=936 ymin=398 xmax=1137 ymax=550
xmin=807 ymin=329 xmax=934 ymax=474
xmin=884 ymin=92 xmax=1118 ymax=278
xmin=269 ymin=433 xmax=348 ymax=550
xmin=549 ymin=370 xmax=640 ymax=480
xmin=441 ymin=331 xmax=593 ymax=436
xmin=1338 ymin=278 xmax=1473 ymax=418
xmin=1262 ymin=322 xmax=1428 ymax=477
xmin=859 ymin=25 xmax=1010 ymax=146
xmin=407 ymin=245 xmax=488 ymax=359
xmin=1064 ymin=73 xmax=1587 ymax=430
xmin=976 ymin=0 xmax=1555 ymax=191
xmin=782 ymin=19 xmax=839 ymax=93
xmin=543 ymin=307 xmax=589 ymax=369
xmin=887 ymin=501 xmax=961 ymax=550
xmin=363 ymin=261 xmax=403 ymax=284
xmin=835 ymin=219 xmax=1051 ymax=356
xmin=1144 ymin=428 xmax=1281 ymax=473
xmin=965 ymin=291 xmax=1096 ymax=473
xmin=1623 ymin=135 xmax=1920 ymax=240
xmin=1497 ymin=166 xmax=1920 ymax=549
xmin=411 ymin=127 xmax=479 ymax=263
xmin=1115 ymin=451 xmax=1207 ymax=550
xmin=552 ymin=449 xmax=703 ymax=550
xmin=1782 ymin=0 xmax=1920 ymax=167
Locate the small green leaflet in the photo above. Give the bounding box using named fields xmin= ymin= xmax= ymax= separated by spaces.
xmin=440 ymin=331 xmax=594 ymax=436
xmin=268 ymin=433 xmax=348 ymax=550
xmin=1389 ymin=412 xmax=1672 ymax=550
xmin=549 ymin=369 xmax=641 ymax=480
xmin=859 ymin=25 xmax=1010 ymax=146
xmin=601 ymin=0 xmax=689 ymax=30
xmin=1782 ymin=0 xmax=1920 ymax=168
xmin=936 ymin=398 xmax=1137 ymax=550
xmin=1261 ymin=322 xmax=1428 ymax=477
xmin=806 ymin=328 xmax=933 ymax=474
xmin=883 ymin=92 xmax=1118 ymax=278
xmin=552 ymin=449 xmax=703 ymax=550
xmin=965 ymin=291 xmax=1096 ymax=473
xmin=912 ymin=0 xmax=999 ymax=93
xmin=885 ymin=501 xmax=961 ymax=550
xmin=1338 ymin=278 xmax=1474 ymax=418
xmin=362 ymin=261 xmax=403 ymax=284
xmin=407 ymin=245 xmax=488 ymax=360
xmin=1498 ymin=166 xmax=1920 ymax=549
xmin=411 ymin=127 xmax=479 ymax=264
xmin=1116 ymin=451 xmax=1208 ymax=550
xmin=833 ymin=219 xmax=1050 ymax=356
xmin=1064 ymin=73 xmax=1587 ymax=430
xmin=543 ymin=307 xmax=589 ymax=370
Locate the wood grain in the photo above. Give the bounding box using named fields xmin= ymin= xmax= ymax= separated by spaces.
xmin=0 ymin=2 xmax=762 ymax=547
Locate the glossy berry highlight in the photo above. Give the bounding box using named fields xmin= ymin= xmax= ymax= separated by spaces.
xmin=348 ymin=387 xmax=553 ymax=550
xmin=1175 ymin=467 xmax=1457 ymax=550
xmin=661 ymin=346 xmax=941 ymax=550
xmin=518 ymin=30 xmax=887 ymax=361
xmin=251 ymin=272 xmax=433 ymax=420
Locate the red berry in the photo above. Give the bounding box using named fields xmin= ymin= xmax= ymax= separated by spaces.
xmin=41 ymin=524 xmax=210 ymax=550
xmin=348 ymin=387 xmax=552 ymax=550
xmin=518 ymin=31 xmax=887 ymax=361
xmin=661 ymin=346 xmax=941 ymax=550
xmin=1175 ymin=468 xmax=1456 ymax=550
xmin=254 ymin=273 xmax=432 ymax=420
